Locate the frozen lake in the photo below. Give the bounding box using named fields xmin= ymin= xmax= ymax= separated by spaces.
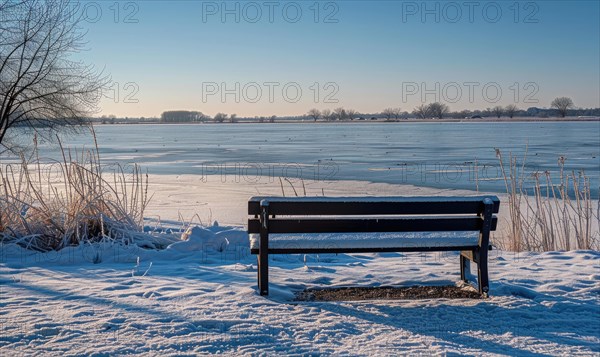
xmin=35 ymin=121 xmax=600 ymax=197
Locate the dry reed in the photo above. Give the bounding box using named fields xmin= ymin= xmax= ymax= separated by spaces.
xmin=0 ymin=132 xmax=160 ymax=251
xmin=496 ymin=149 xmax=599 ymax=252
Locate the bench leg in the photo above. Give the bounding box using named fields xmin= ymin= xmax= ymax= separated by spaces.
xmin=477 ymin=197 xmax=493 ymax=297
xmin=258 ymin=250 xmax=268 ymax=296
xmin=460 ymin=254 xmax=470 ymax=282
xmin=477 ymin=249 xmax=489 ymax=296
xmin=258 ymin=202 xmax=269 ymax=296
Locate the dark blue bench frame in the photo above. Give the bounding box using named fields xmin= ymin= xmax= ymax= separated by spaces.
xmin=248 ymin=196 xmax=500 ymax=297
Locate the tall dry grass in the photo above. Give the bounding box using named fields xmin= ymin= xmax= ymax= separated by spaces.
xmin=0 ymin=133 xmax=155 ymax=251
xmin=496 ymin=149 xmax=599 ymax=252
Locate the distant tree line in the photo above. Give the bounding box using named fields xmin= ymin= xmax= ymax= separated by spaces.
xmin=305 ymin=97 xmax=597 ymax=122
xmin=104 ymin=97 xmax=596 ymax=124
xmin=158 ymin=111 xmax=282 ymax=123
xmin=306 ymin=108 xmax=360 ymax=121
xmin=161 ymin=111 xmax=208 ymax=122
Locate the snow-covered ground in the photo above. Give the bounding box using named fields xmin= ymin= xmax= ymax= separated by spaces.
xmin=1 ymin=176 xmax=599 ymax=356
xmin=1 ymin=235 xmax=598 ymax=356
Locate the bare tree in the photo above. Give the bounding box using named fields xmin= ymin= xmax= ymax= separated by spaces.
xmin=382 ymin=108 xmax=394 ymax=121
xmin=345 ymin=109 xmax=357 ymax=121
xmin=391 ymin=107 xmax=403 ymax=120
xmin=269 ymin=115 xmax=276 ymax=123
xmin=214 ymin=113 xmax=228 ymax=123
xmin=198 ymin=112 xmax=209 ymax=122
xmin=412 ymin=104 xmax=430 ymax=119
xmin=321 ymin=109 xmax=332 ymax=121
xmin=230 ymin=113 xmax=238 ymax=123
xmin=307 ymin=108 xmax=320 ymax=122
xmin=333 ymin=107 xmax=346 ymax=121
xmin=0 ymin=0 xmax=108 ymax=149
xmin=492 ymin=105 xmax=504 ymax=118
xmin=427 ymin=102 xmax=450 ymax=119
xmin=456 ymin=110 xmax=472 ymax=119
xmin=505 ymin=104 xmax=518 ymax=119
xmin=551 ymin=97 xmax=575 ymax=118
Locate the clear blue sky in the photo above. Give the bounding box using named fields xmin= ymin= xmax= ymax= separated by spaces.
xmin=75 ymin=0 xmax=600 ymax=117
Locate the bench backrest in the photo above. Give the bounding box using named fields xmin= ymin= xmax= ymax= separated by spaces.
xmin=248 ymin=196 xmax=499 ymax=234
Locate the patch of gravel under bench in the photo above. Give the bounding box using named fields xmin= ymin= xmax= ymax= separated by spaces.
xmin=295 ymin=285 xmax=483 ymax=301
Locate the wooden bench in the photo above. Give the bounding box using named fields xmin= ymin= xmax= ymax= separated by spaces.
xmin=248 ymin=196 xmax=500 ymax=296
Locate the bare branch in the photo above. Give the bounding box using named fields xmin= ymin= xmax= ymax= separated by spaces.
xmin=0 ymin=0 xmax=108 ymax=149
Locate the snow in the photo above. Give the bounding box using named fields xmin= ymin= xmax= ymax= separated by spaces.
xmin=1 ymin=176 xmax=598 ymax=355
xmin=1 ymin=226 xmax=599 ymax=355
xmin=143 ymin=174 xmax=495 ymax=227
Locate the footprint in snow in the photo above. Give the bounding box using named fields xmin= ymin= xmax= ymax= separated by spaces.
xmin=36 ymin=327 xmax=61 ymax=337
xmin=100 ymin=317 xmax=127 ymax=332
xmin=310 ymin=276 xmax=334 ymax=285
xmin=347 ymin=262 xmax=365 ymax=267
xmin=302 ymin=266 xmax=336 ymax=273
xmin=142 ymin=291 xmax=163 ymax=298
xmin=73 ymin=310 xmax=95 ymax=318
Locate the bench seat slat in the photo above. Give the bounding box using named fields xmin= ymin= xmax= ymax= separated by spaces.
xmin=248 ymin=216 xmax=497 ymax=234
xmin=250 ymin=246 xmax=480 ymax=254
xmin=249 ymin=233 xmax=481 ymax=251
xmin=248 ymin=196 xmax=500 ymax=216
